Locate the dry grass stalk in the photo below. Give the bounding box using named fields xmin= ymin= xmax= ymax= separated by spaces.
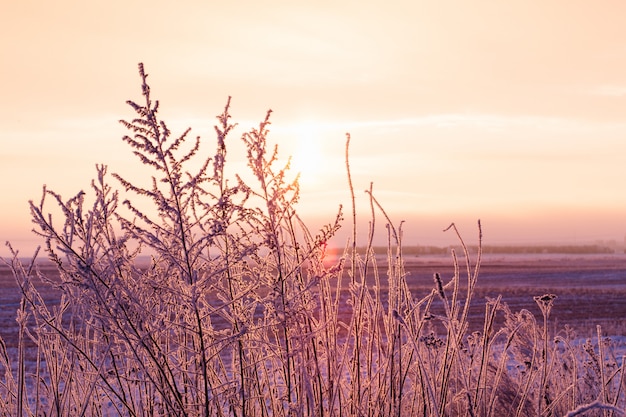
xmin=0 ymin=64 xmax=624 ymax=416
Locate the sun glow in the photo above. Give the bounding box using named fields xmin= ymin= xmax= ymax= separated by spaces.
xmin=289 ymin=122 xmax=325 ymax=186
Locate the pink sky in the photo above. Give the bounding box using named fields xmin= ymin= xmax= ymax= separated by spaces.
xmin=2 ymin=1 xmax=626 ymax=256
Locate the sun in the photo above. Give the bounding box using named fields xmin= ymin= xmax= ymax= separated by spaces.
xmin=290 ymin=122 xmax=325 ymax=186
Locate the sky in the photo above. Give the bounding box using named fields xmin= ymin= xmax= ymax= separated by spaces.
xmin=2 ymin=1 xmax=626 ymax=256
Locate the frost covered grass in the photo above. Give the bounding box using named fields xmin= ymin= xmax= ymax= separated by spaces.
xmin=1 ymin=64 xmax=625 ymax=416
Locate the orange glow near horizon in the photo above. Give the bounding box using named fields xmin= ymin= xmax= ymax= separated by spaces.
xmin=2 ymin=1 xmax=626 ymax=257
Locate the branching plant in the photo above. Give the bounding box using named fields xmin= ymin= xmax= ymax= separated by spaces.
xmin=1 ymin=64 xmax=625 ymax=416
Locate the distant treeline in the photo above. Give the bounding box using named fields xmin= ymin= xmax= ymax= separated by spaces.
xmin=475 ymin=244 xmax=615 ymax=254
xmin=362 ymin=244 xmax=616 ymax=255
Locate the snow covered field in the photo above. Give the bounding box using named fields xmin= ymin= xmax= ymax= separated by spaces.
xmin=2 ymin=252 xmax=626 ymax=347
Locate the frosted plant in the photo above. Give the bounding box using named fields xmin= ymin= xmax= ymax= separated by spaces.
xmin=0 ymin=63 xmax=624 ymax=416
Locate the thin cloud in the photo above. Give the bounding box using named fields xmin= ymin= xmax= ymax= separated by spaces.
xmin=302 ymin=113 xmax=626 ymax=134
xmin=583 ymin=85 xmax=626 ymax=97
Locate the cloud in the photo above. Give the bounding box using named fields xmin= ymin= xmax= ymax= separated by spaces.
xmin=584 ymin=85 xmax=626 ymax=97
xmin=310 ymin=113 xmax=626 ymax=136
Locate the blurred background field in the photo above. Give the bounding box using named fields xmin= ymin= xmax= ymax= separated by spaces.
xmin=3 ymin=250 xmax=626 ymax=347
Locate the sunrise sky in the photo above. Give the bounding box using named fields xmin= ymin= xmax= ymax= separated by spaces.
xmin=2 ymin=1 xmax=626 ymax=256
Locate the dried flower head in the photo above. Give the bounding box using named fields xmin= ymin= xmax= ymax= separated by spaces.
xmin=534 ymin=293 xmax=557 ymax=317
